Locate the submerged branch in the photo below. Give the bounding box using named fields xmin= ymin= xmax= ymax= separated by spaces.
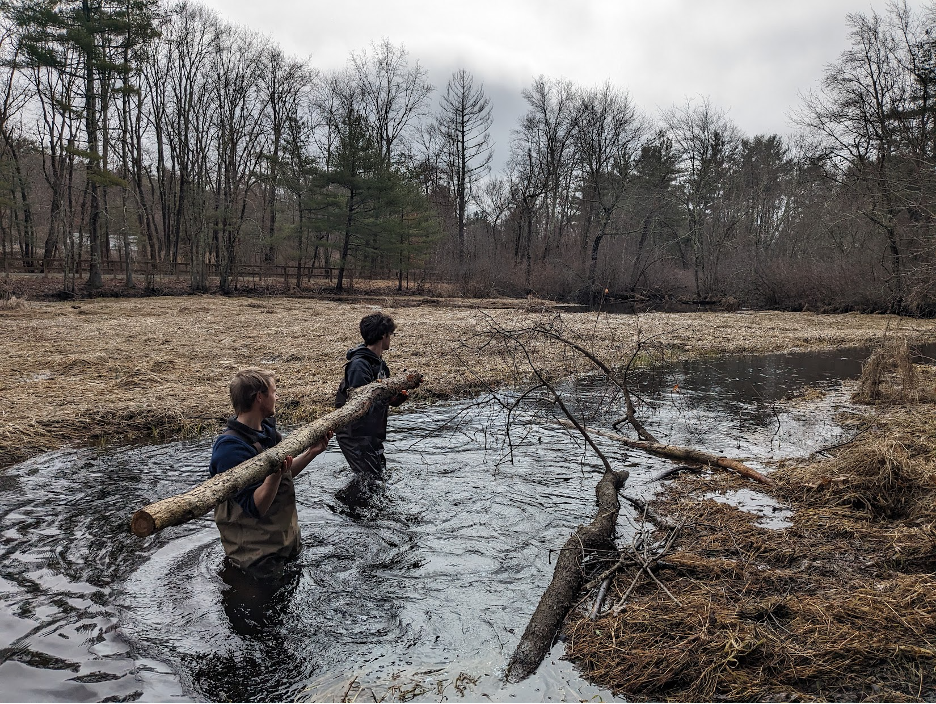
xmin=557 ymin=420 xmax=774 ymax=486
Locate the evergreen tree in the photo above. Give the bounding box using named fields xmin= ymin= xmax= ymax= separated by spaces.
xmin=317 ymin=105 xmax=438 ymax=292
xmin=10 ymin=0 xmax=157 ymax=289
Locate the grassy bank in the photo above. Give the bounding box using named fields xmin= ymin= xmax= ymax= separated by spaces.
xmin=565 ymin=366 xmax=936 ymax=701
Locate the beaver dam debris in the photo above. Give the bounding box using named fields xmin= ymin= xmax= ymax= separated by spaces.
xmin=490 ymin=314 xmax=781 ymax=685
xmin=544 ymin=341 xmax=936 ymax=702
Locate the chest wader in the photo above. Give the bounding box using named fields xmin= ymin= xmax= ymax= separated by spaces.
xmin=335 ymin=358 xmax=389 ymax=506
xmin=213 ymin=430 xmax=301 ymax=574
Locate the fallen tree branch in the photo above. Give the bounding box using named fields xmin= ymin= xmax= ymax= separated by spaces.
xmin=583 ymin=554 xmax=636 ymax=592
xmin=557 ymin=419 xmax=774 ymax=486
xmin=130 ymin=371 xmax=423 ymax=537
xmin=505 ymin=465 xmax=629 ymax=683
xmin=619 ymin=493 xmax=671 ymax=529
xmin=531 ymin=325 xmax=659 ymax=443
xmin=473 ymin=317 xmax=637 ymax=681
xmin=588 ymin=577 xmax=612 ymax=621
xmin=612 ymin=522 xmax=683 ymax=613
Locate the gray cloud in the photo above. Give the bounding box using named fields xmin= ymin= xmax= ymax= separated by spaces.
xmin=201 ymin=0 xmax=927 ymax=171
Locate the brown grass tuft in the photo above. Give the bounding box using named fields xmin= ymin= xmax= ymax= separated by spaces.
xmin=781 ymin=403 xmax=936 ymax=522
xmin=854 ymin=336 xmax=933 ymax=403
xmin=0 ymin=294 xmax=27 ymax=311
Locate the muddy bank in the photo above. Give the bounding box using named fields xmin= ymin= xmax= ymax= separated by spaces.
xmin=3 ymin=294 xmax=936 ymax=467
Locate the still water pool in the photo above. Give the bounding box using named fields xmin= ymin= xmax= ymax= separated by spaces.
xmin=0 ymin=348 xmax=885 ymax=701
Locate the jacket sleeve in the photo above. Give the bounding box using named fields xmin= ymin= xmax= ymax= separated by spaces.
xmin=209 ymin=437 xmax=262 ymax=518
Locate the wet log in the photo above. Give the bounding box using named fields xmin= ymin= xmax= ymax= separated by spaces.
xmin=130 ymin=371 xmax=423 ymax=538
xmin=557 ymin=419 xmax=773 ymax=486
xmin=505 ymin=467 xmax=629 ymax=683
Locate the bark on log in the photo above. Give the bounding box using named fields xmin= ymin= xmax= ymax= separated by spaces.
xmin=557 ymin=419 xmax=773 ymax=486
xmin=130 ymin=371 xmax=423 ymax=538
xmin=505 ymin=467 xmax=629 ymax=683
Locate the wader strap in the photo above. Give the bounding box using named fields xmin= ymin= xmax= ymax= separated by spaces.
xmin=223 ymin=427 xmax=263 ymax=455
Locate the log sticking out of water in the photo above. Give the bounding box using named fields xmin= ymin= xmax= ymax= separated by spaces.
xmin=130 ymin=371 xmax=423 ymax=538
xmin=557 ymin=419 xmax=774 ymax=486
xmin=505 ymin=466 xmax=629 ymax=683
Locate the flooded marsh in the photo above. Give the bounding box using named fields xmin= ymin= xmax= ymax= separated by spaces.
xmin=4 ymin=297 xmax=936 ymax=700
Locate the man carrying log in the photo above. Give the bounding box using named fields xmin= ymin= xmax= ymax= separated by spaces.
xmin=211 ymin=368 xmax=330 ymax=579
xmin=334 ymin=312 xmax=409 ymax=507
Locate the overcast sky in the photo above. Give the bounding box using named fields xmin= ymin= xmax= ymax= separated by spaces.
xmin=198 ymin=0 xmax=927 ymax=173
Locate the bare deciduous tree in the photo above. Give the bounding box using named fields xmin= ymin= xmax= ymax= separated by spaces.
xmin=664 ymin=97 xmax=742 ymax=299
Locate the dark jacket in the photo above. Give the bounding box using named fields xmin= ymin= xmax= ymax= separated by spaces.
xmin=335 ymin=344 xmax=391 ymax=440
xmin=210 ymin=417 xmax=280 ymax=517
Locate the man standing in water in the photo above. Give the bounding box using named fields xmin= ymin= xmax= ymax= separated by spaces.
xmin=334 ymin=312 xmax=409 ymax=506
xmin=211 ymin=368 xmax=329 ymax=578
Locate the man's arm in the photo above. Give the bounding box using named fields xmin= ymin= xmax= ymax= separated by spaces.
xmin=211 ymin=438 xmax=263 ymax=517
xmin=286 ymin=431 xmax=333 ymax=479
xmin=252 ymin=462 xmax=288 ymax=516
xmin=254 ymin=431 xmax=334 ymax=514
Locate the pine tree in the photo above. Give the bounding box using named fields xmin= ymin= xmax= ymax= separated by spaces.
xmin=10 ymin=0 xmax=157 ymax=289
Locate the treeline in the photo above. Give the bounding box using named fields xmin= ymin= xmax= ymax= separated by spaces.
xmin=0 ymin=1 xmax=934 ymax=312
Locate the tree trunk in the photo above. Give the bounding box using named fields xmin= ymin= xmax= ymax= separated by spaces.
xmin=4 ymin=137 xmax=37 ymax=270
xmin=587 ymin=230 xmax=604 ymax=307
xmin=336 ymin=190 xmax=355 ymax=292
xmin=130 ymin=371 xmax=422 ymax=537
xmin=505 ymin=467 xmax=629 ymax=683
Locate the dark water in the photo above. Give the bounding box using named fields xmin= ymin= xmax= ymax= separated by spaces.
xmin=0 ymin=346 xmax=894 ymax=702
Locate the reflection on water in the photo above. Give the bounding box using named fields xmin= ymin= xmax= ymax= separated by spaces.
xmin=703 ymin=488 xmax=794 ymax=529
xmin=0 ymin=346 xmax=888 ymax=701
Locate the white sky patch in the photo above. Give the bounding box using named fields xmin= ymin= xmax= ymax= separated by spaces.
xmin=197 ymin=0 xmax=927 ymax=172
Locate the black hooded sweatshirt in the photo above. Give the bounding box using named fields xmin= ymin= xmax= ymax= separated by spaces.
xmin=334 ymin=344 xmax=391 ymax=440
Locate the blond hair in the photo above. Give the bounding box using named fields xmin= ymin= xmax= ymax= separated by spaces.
xmin=229 ymin=368 xmax=275 ymax=414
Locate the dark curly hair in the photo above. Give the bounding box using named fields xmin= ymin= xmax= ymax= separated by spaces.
xmin=360 ymin=312 xmax=396 ymax=346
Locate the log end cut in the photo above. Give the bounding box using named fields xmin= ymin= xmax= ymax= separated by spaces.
xmin=131 ymin=510 xmax=156 ymax=537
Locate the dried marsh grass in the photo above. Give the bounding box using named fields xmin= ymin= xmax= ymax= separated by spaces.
xmin=568 ymin=480 xmax=936 ymax=699
xmin=0 ymin=294 xmax=27 ymax=311
xmin=3 ymin=296 xmax=936 ymax=469
xmin=854 ymin=337 xmax=929 ymax=403
xmin=785 ymin=430 xmax=936 ymax=521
